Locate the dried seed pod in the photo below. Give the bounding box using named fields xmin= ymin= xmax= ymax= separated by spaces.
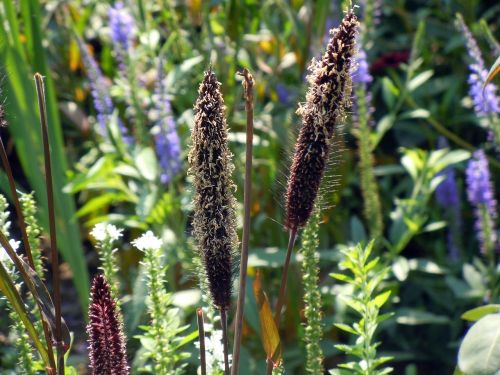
xmin=188 ymin=69 xmax=238 ymax=310
xmin=284 ymin=11 xmax=359 ymax=231
xmin=87 ymin=275 xmax=129 ymax=375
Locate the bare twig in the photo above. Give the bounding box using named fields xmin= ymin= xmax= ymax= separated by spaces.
xmin=231 ymin=68 xmax=254 ymax=375
xmin=197 ymin=308 xmax=207 ymax=375
xmin=34 ymin=73 xmax=65 ymax=375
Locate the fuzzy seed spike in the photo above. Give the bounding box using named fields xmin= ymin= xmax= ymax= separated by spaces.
xmin=284 ymin=11 xmax=359 ymax=231
xmin=189 ymin=69 xmax=238 ymax=310
xmin=87 ymin=275 xmax=129 ymax=375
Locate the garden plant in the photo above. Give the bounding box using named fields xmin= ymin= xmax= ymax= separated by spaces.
xmin=0 ymin=0 xmax=499 ymax=374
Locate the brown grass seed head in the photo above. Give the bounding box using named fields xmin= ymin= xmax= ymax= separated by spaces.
xmin=284 ymin=11 xmax=359 ymax=231
xmin=188 ymin=69 xmax=238 ymax=311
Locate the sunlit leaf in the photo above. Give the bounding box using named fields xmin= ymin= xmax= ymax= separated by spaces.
xmin=461 ymin=305 xmax=500 ymax=322
xmin=253 ymin=271 xmax=281 ymax=365
xmin=458 ymin=314 xmax=500 ymax=375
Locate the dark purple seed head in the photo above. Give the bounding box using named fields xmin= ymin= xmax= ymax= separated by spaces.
xmin=284 ymin=11 xmax=359 ymax=231
xmin=87 ymin=275 xmax=129 ymax=375
xmin=188 ymin=69 xmax=238 ymax=310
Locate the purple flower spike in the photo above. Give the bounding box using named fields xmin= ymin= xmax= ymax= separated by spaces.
xmin=87 ymin=275 xmax=129 ymax=375
xmin=466 ymin=150 xmax=498 ymax=253
xmin=456 ymin=17 xmax=500 ymax=116
xmin=109 ymin=2 xmax=134 ymax=70
xmin=78 ymin=39 xmax=132 ymax=144
xmin=466 ymin=150 xmax=497 ymax=217
xmin=153 ymin=62 xmax=181 ymax=184
xmin=435 ymin=138 xmax=462 ymax=261
xmin=352 ymin=47 xmax=373 ymax=85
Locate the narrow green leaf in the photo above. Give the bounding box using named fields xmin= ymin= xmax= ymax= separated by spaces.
xmin=461 ymin=305 xmax=500 ymax=322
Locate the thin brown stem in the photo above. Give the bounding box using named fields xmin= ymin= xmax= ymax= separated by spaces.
xmin=265 ymin=229 xmax=298 ymax=375
xmin=231 ymin=68 xmax=254 ymax=375
xmin=220 ymin=308 xmax=230 ymax=375
xmin=197 ymin=308 xmax=207 ymax=375
xmin=0 ymin=137 xmax=35 ymax=268
xmin=34 ymin=73 xmax=65 ymax=375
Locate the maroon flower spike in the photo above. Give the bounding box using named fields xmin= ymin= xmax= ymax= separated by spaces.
xmin=87 ymin=275 xmax=129 ymax=375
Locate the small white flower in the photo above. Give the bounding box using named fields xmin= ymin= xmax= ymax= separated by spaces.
xmin=90 ymin=223 xmax=107 ymax=241
xmin=0 ymin=239 xmax=20 ymax=264
xmin=131 ymin=231 xmax=163 ymax=251
xmin=90 ymin=223 xmax=123 ymax=242
xmin=105 ymin=224 xmax=123 ymax=241
xmin=203 ymin=329 xmax=231 ymax=373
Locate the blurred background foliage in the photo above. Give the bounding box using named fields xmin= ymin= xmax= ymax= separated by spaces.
xmin=0 ymin=0 xmax=498 ymax=374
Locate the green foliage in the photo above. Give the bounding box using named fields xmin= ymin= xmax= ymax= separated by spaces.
xmin=331 ymin=241 xmax=393 ymax=375
xmin=0 ymin=0 xmax=89 ymax=312
xmin=353 ymin=85 xmax=383 ymax=240
xmin=388 ymin=147 xmax=470 ymax=255
xmin=458 ymin=313 xmax=500 ymax=375
xmin=134 ymin=233 xmax=191 ymax=374
xmin=300 ymin=210 xmax=324 ymax=374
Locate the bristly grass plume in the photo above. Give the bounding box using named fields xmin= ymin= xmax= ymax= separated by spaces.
xmin=87 ymin=275 xmax=129 ymax=375
xmin=189 ymin=68 xmax=238 ymax=311
xmin=189 ymin=68 xmax=237 ymax=374
xmin=284 ymin=10 xmax=359 ymax=232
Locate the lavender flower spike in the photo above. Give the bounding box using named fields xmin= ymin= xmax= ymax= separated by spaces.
xmin=78 ymin=39 xmax=114 ymax=137
xmin=78 ymin=39 xmax=131 ymax=143
xmin=352 ymin=47 xmax=372 ymax=85
xmin=87 ymin=275 xmax=129 ymax=375
xmin=109 ymin=2 xmax=135 ymax=70
xmin=466 ymin=150 xmax=498 ymax=254
xmin=435 ymin=138 xmax=462 ymax=261
xmin=153 ymin=61 xmax=181 ymax=184
xmin=456 ymin=16 xmax=499 ymax=115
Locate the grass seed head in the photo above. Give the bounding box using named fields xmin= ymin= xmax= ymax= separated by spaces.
xmin=188 ymin=68 xmax=238 ymax=310
xmin=87 ymin=275 xmax=129 ymax=375
xmin=284 ymin=11 xmax=359 ymax=231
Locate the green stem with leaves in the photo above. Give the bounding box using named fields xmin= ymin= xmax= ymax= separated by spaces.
xmin=354 ymin=85 xmax=383 ymax=240
xmin=300 ymin=209 xmax=324 ymax=374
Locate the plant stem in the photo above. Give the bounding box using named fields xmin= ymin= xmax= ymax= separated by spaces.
xmin=220 ymin=308 xmax=230 ymax=375
xmin=232 ymin=68 xmax=254 ymax=375
xmin=34 ymin=73 xmax=65 ymax=375
xmin=265 ymin=229 xmax=298 ymax=375
xmin=197 ymin=308 xmax=207 ymax=375
xmin=0 ymin=137 xmax=35 ymax=268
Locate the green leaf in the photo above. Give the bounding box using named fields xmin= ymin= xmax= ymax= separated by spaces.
xmin=330 ymin=273 xmax=353 ymax=283
xmin=392 ymin=256 xmax=410 ymax=281
xmin=462 ymin=305 xmax=500 ymax=322
xmin=407 ymin=70 xmax=433 ymax=91
xmin=395 ymin=308 xmax=449 ymax=325
xmin=134 ymin=147 xmax=158 ymax=181
xmin=458 ymin=314 xmax=500 ymax=375
xmin=374 ymin=290 xmax=392 ymax=308
xmin=381 ymin=77 xmax=399 ymax=108
xmin=399 ymin=109 xmax=430 ymax=120
xmin=372 ymin=114 xmax=395 ymax=149
xmin=334 ymin=323 xmax=358 ymax=335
